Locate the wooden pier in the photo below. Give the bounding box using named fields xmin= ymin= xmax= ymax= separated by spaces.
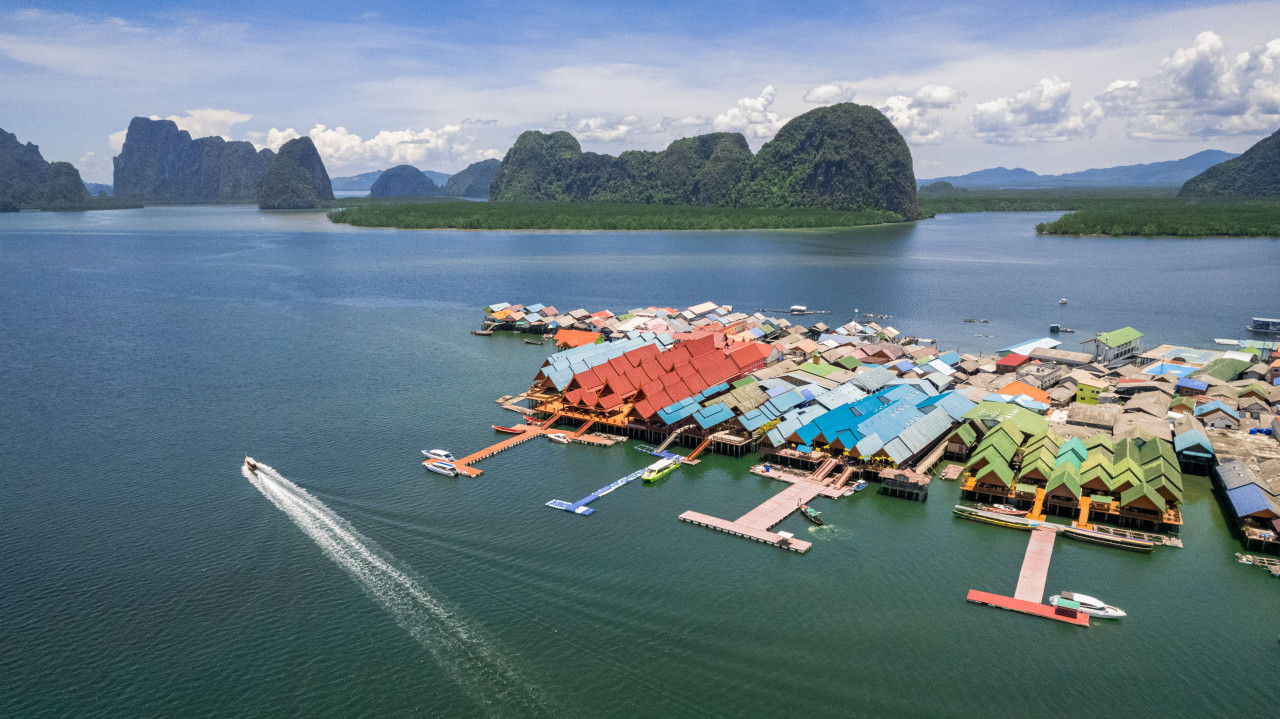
xmin=679 ymin=479 xmax=832 ymax=553
xmin=426 ymin=422 xmax=617 ymax=477
xmin=966 ymin=526 xmax=1089 ymax=627
xmin=1236 ymin=553 xmax=1280 ymax=577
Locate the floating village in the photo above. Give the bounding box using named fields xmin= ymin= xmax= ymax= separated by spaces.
xmin=426 ymin=301 xmax=1280 ymax=626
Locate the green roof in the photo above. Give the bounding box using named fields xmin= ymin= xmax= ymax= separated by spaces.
xmin=950 ymin=423 xmax=978 ymax=446
xmin=797 ymin=362 xmax=841 ymax=378
xmin=963 ymin=402 xmax=1048 ymax=436
xmin=1015 ymin=483 xmax=1038 ymax=494
xmin=974 ymin=461 xmax=1015 ymax=487
xmin=732 ymin=376 xmax=758 ymax=389
xmin=1046 ymin=464 xmax=1082 ymax=498
xmin=1120 ymin=483 xmax=1167 ymax=513
xmin=1095 ymin=327 xmax=1143 ymax=348
xmin=1191 ymin=357 xmax=1252 ymax=382
xmin=973 ymin=433 xmax=1019 ymax=462
xmin=836 ymin=356 xmax=863 ymax=370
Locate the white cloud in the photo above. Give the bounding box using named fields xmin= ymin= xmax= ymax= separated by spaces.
xmin=255 ymin=124 xmax=500 ymax=173
xmin=972 ymin=77 xmax=1101 ymax=143
xmin=642 ymin=115 xmax=712 ymax=135
xmin=152 ymin=108 xmax=254 ymax=140
xmin=1095 ymin=32 xmax=1280 ymax=139
xmin=803 ymin=83 xmax=856 ymax=104
xmin=573 ymin=114 xmax=640 ymax=142
xmin=877 ymin=84 xmax=963 ymax=144
xmin=713 ymin=86 xmax=789 ymax=140
xmin=108 ymin=129 xmax=127 ymax=152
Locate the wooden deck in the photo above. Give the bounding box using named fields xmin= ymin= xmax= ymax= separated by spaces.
xmin=426 ymin=423 xmax=617 ymax=477
xmin=1013 ymin=527 xmax=1057 ymax=603
xmin=678 ymin=511 xmax=813 ymax=552
xmin=966 ymin=590 xmax=1089 ymax=626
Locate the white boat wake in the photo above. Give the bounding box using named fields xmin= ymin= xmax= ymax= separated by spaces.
xmin=243 ymin=461 xmax=556 ymax=716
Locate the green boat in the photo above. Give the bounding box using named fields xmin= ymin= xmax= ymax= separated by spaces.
xmin=642 ymin=458 xmax=679 ymax=483
xmin=799 ymin=504 xmax=824 ymax=525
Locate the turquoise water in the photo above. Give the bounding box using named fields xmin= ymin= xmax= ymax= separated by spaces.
xmin=2 ymin=207 xmax=1278 ymax=717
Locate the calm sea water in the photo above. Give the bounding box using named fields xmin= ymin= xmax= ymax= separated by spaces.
xmin=2 ymin=207 xmax=1278 ymax=718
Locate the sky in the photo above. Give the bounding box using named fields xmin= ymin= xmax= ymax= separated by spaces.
xmin=1 ymin=0 xmax=1278 ymax=183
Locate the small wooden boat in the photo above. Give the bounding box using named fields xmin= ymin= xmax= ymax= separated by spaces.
xmin=523 ymin=338 xmax=544 ymax=345
xmin=1062 ymin=525 xmax=1154 ymax=553
xmin=471 ymin=330 xmax=494 ymax=336
xmin=981 ymin=503 xmax=1027 ymax=517
xmin=492 ymin=424 xmax=523 ymax=434
xmin=799 ymin=504 xmax=824 ymax=525
xmin=546 ymin=432 xmax=570 ymax=444
xmin=521 ymin=415 xmax=543 ymax=426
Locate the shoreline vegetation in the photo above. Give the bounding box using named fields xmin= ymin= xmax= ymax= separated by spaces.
xmin=1035 ymin=198 xmax=1280 ymax=238
xmin=327 ymin=201 xmax=903 ymax=231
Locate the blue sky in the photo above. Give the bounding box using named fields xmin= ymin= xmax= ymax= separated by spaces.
xmin=2 ymin=1 xmax=1277 ymax=182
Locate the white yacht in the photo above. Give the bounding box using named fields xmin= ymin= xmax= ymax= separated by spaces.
xmin=424 ymin=460 xmax=459 ymax=477
xmin=422 ymin=449 xmax=456 ymax=462
xmin=546 ymin=432 xmax=570 ymax=444
xmin=1050 ymin=591 xmax=1126 ymax=618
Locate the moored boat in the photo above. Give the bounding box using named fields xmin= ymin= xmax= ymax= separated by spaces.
xmin=1062 ymin=525 xmax=1155 ymax=553
xmin=953 ymin=504 xmax=1039 ymax=530
xmin=470 ymin=329 xmax=493 ymax=336
xmin=424 ymin=460 xmax=459 ymax=477
xmin=852 ymin=479 xmax=868 ymax=492
xmin=245 ymin=456 xmax=259 ymax=472
xmin=1050 ymin=591 xmax=1126 ymax=618
xmin=799 ymin=504 xmax=824 ymax=525
xmin=641 ymin=458 xmax=679 ymax=483
xmin=422 ymin=449 xmax=456 ymax=462
xmin=981 ymin=503 xmax=1027 ymax=517
xmin=546 ymin=432 xmax=570 ymax=444
xmin=492 ymin=424 xmax=523 ymax=434
xmin=523 ymin=338 xmax=544 ymax=345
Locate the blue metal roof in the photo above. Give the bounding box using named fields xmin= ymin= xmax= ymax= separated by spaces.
xmin=936 ymin=351 xmax=962 ymax=366
xmin=1194 ymin=401 xmax=1239 ymax=419
xmin=1226 ymin=484 xmax=1279 ymax=518
xmin=693 ymin=403 xmax=735 ymax=429
xmin=1173 ymin=430 xmax=1213 ymax=454
xmin=1176 ymin=377 xmax=1209 ymax=390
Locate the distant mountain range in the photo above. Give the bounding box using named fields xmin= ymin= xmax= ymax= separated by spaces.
xmin=919 ymin=150 xmax=1238 ymax=189
xmin=331 ymin=169 xmax=451 ymax=191
xmin=83 ymin=182 xmax=112 ymax=196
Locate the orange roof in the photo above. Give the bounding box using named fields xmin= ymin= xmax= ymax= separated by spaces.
xmin=996 ymin=380 xmax=1051 ymax=405
xmin=554 ymin=329 xmax=602 ymax=348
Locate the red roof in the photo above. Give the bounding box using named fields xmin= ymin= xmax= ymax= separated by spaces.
xmin=996 ymin=353 xmax=1030 ymax=367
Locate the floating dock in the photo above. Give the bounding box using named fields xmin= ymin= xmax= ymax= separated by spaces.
xmin=547 ymin=468 xmax=647 ymax=515
xmin=678 ymin=480 xmax=829 ymax=553
xmin=426 ymin=422 xmax=616 ymax=477
xmin=966 ymin=526 xmax=1089 ymax=627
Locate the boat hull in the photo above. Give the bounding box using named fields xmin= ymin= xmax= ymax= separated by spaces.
xmin=492 ymin=424 xmax=523 ymax=434
xmin=1050 ymin=595 xmax=1126 ymax=618
xmin=1062 ymin=526 xmax=1154 ymax=553
xmin=953 ymin=505 xmax=1042 ymax=530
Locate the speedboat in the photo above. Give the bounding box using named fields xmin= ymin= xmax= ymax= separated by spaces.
xmin=642 ymin=458 xmax=678 ymax=483
xmin=1059 ymin=298 xmax=1068 ymax=305
xmin=799 ymin=504 xmax=824 ymax=525
xmin=422 ymin=449 xmax=456 ymax=462
xmin=852 ymin=479 xmax=868 ymax=492
xmin=981 ymin=503 xmax=1027 ymax=517
xmin=245 ymin=456 xmax=259 ymax=473
xmin=546 ymin=433 xmax=570 ymax=444
xmin=492 ymin=424 xmax=523 ymax=434
xmin=521 ymin=415 xmax=542 ymax=426
xmin=1049 ymin=592 xmax=1126 ymax=618
xmin=424 ymin=461 xmax=459 ymax=477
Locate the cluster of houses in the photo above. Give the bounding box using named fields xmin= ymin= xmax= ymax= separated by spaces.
xmin=490 ymin=302 xmax=1280 ymax=548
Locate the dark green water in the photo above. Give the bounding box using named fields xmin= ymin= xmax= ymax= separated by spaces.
xmin=2 ymin=207 xmax=1278 ymax=717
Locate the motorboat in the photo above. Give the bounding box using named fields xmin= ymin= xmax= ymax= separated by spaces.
xmin=244 ymin=456 xmax=259 ymax=473
xmin=424 ymin=461 xmax=459 ymax=477
xmin=492 ymin=424 xmax=523 ymax=434
xmin=523 ymin=338 xmax=544 ymax=345
xmin=642 ymin=458 xmax=679 ymax=483
xmin=422 ymin=449 xmax=456 ymax=462
xmin=981 ymin=503 xmax=1027 ymax=517
xmin=522 ymin=415 xmax=543 ymax=426
xmin=1049 ymin=591 xmax=1126 ymax=618
xmin=1062 ymin=525 xmax=1155 ymax=553
xmin=546 ymin=433 xmax=570 ymax=444
xmin=799 ymin=504 xmax=824 ymax=525
xmin=852 ymin=479 xmax=868 ymax=492
xmin=1059 ymin=298 xmax=1068 ymax=305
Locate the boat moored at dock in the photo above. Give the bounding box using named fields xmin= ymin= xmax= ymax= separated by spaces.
xmin=491 ymin=424 xmax=523 ymax=434
xmin=641 ymin=458 xmax=679 ymax=483
xmin=425 ymin=461 xmax=459 ymax=477
xmin=422 ymin=449 xmax=456 ymax=462
xmin=546 ymin=432 xmax=570 ymax=444
xmin=1062 ymin=525 xmax=1155 ymax=553
xmin=852 ymin=479 xmax=868 ymax=492
xmin=953 ymin=504 xmax=1044 ymax=530
xmin=980 ymin=503 xmax=1027 ymax=517
xmin=1245 ymin=317 xmax=1280 ymax=334
xmin=1050 ymin=591 xmax=1126 ymax=618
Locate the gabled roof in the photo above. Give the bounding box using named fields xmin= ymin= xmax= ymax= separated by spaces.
xmin=1193 ymin=401 xmax=1239 ymax=419
xmin=1093 ymin=327 xmax=1143 ymax=348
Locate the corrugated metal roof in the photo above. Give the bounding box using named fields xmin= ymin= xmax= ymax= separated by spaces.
xmin=1226 ymin=484 xmax=1279 ymax=518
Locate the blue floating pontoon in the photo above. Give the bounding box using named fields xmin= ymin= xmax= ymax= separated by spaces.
xmin=546 ymin=468 xmax=647 ymax=516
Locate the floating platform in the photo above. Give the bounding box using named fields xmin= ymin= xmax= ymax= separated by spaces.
xmin=426 ymin=422 xmax=616 ymax=477
xmin=966 ymin=589 xmax=1089 ymax=626
xmin=966 ymin=526 xmax=1089 ymax=627
xmin=679 ymin=511 xmax=812 ymax=552
xmin=679 ymin=480 xmax=827 ymax=552
xmin=547 ymin=468 xmax=647 ymax=515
